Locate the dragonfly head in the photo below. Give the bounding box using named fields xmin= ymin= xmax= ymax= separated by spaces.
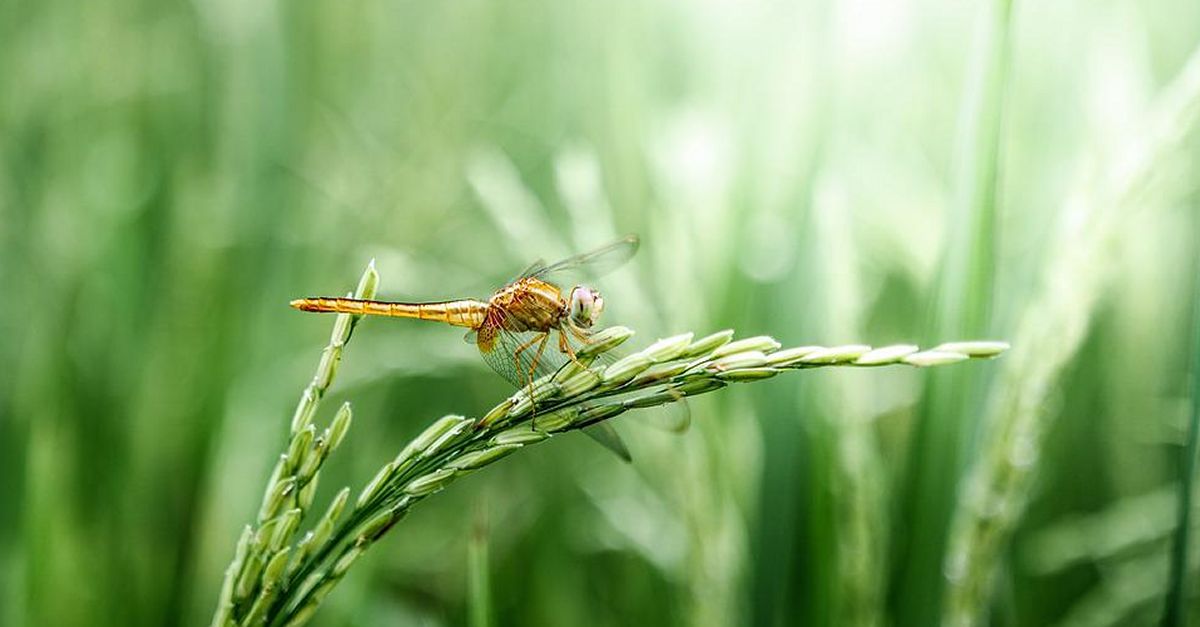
xmin=567 ymin=285 xmax=605 ymax=328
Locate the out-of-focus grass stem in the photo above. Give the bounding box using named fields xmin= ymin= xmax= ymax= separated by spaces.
xmin=468 ymin=508 xmax=492 ymax=627
xmin=1162 ymin=226 xmax=1200 ymax=627
xmin=893 ymin=0 xmax=1013 ymax=624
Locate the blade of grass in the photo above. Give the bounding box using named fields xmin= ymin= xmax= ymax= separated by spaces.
xmin=811 ymin=177 xmax=887 ymax=627
xmin=1023 ymin=487 xmax=1178 ymax=576
xmin=891 ymin=0 xmax=1013 ymax=624
xmin=1162 ymin=221 xmax=1200 ymax=627
xmin=468 ymin=504 xmax=492 ymax=627
xmin=1060 ymin=551 xmax=1180 ymax=627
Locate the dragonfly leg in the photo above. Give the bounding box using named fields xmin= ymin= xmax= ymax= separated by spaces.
xmin=565 ymin=322 xmax=595 ymax=346
xmin=513 ymin=331 xmax=549 ymax=425
xmin=558 ymin=330 xmax=587 ymax=370
xmin=527 ymin=333 xmax=550 ymax=382
xmin=511 ymin=333 xmax=543 ymax=361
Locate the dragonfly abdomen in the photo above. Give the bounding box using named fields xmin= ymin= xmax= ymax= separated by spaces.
xmin=290 ymin=297 xmax=488 ymax=328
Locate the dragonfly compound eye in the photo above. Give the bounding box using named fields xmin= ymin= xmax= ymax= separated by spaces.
xmin=569 ymin=287 xmax=604 ymax=327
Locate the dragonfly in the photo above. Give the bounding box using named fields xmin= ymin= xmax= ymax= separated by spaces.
xmin=290 ymin=235 xmax=682 ymax=460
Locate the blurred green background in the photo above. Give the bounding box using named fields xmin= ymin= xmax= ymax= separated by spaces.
xmin=2 ymin=0 xmax=1200 ymax=625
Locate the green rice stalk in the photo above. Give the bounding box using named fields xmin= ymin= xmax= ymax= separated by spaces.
xmin=943 ymin=42 xmax=1200 ymax=627
xmin=210 ymin=262 xmax=377 ymax=627
xmin=468 ymin=510 xmax=492 ymax=627
xmin=218 ymin=263 xmax=1009 ymax=627
xmin=893 ymin=0 xmax=1013 ymax=622
xmin=257 ymin=324 xmax=1006 ymax=625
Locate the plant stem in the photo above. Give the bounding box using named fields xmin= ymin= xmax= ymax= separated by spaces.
xmin=893 ymin=0 xmax=1013 ymax=624
xmin=259 ymin=326 xmax=1008 ymax=626
xmin=1162 ymin=227 xmax=1200 ymax=627
xmin=468 ymin=507 xmax=492 ymax=627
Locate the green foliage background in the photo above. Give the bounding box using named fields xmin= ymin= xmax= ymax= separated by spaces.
xmin=1 ymin=0 xmax=1199 ymax=625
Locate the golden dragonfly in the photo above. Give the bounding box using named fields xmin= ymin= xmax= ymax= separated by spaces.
xmin=290 ymin=235 xmax=678 ymax=458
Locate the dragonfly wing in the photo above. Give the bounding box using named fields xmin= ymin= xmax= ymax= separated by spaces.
xmin=474 ymin=322 xmax=634 ymax=462
xmin=513 ymin=258 xmax=547 ymax=282
xmin=477 ymin=319 xmax=569 ymax=389
xmin=634 ymin=387 xmax=691 ymax=433
xmin=522 ymin=235 xmax=639 ymax=284
xmin=582 ymin=423 xmax=632 ymax=463
xmin=474 ymin=312 xmax=670 ymax=463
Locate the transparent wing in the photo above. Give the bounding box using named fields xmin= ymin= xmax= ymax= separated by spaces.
xmin=477 ymin=324 xmax=566 ymax=389
xmin=477 ymin=322 xmax=635 ymax=462
xmin=474 ymin=314 xmax=686 ymax=461
xmin=473 ymin=299 xmax=563 ymax=383
xmin=511 ymin=258 xmax=546 ymax=283
xmin=629 ymin=383 xmax=692 ymax=434
xmin=582 ymin=423 xmax=631 ymax=462
xmin=520 ymin=235 xmax=640 ymax=284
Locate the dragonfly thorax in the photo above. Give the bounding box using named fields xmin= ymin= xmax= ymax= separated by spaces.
xmin=485 ymin=277 xmax=570 ymax=333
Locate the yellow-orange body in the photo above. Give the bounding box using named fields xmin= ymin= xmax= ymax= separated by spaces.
xmin=290 ymin=277 xmax=569 ymax=352
xmin=292 ymin=234 xmax=637 ymax=395
xmin=291 ymin=235 xmax=661 ymax=455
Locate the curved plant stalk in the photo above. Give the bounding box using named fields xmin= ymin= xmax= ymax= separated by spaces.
xmin=210 ymin=262 xmax=378 ymax=627
xmin=211 ymin=262 xmax=1009 ymax=627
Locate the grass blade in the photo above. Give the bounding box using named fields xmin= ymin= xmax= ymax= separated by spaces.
xmin=1162 ymin=232 xmax=1200 ymax=626
xmin=468 ymin=508 xmax=492 ymax=627
xmin=891 ymin=0 xmax=1013 ymax=623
